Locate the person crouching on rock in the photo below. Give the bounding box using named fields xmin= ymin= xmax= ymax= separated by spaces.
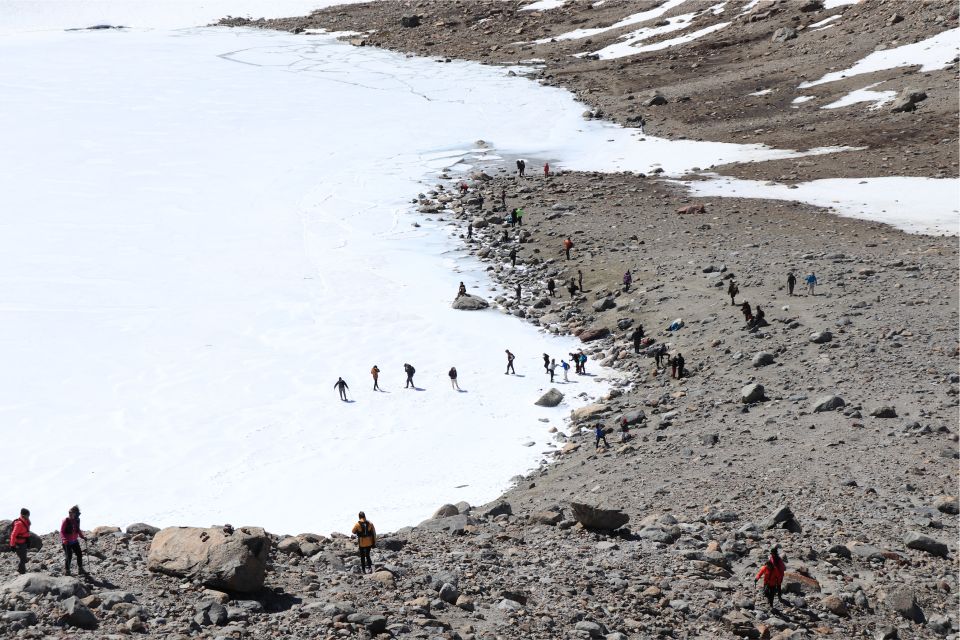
xmin=754 ymin=547 xmax=787 ymax=608
xmin=9 ymin=508 xmax=31 ymax=574
xmin=352 ymin=512 xmax=377 ymax=574
xmin=61 ymin=505 xmax=87 ymax=576
xmin=457 ymin=281 xmax=467 ymax=298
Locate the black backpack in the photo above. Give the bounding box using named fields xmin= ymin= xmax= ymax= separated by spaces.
xmin=358 ymin=521 xmax=370 ymax=537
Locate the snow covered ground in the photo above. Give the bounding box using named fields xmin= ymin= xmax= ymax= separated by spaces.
xmin=1 ymin=2 xmax=957 ymax=536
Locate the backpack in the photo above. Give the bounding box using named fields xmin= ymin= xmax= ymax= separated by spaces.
xmin=63 ymin=518 xmax=74 ymax=536
xmin=358 ymin=521 xmax=370 ymax=537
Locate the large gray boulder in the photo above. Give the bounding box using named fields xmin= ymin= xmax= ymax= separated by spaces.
xmin=147 ymin=526 xmax=269 ymax=593
xmin=60 ymin=596 xmax=98 ymax=629
xmin=812 ymin=395 xmax=845 ymax=412
xmin=452 ymin=294 xmax=489 ymax=311
xmin=569 ymin=503 xmax=629 ymax=531
xmin=415 ymin=514 xmax=477 ymax=535
xmin=903 ymin=531 xmax=949 ymax=558
xmin=752 ymin=351 xmax=775 ymax=367
xmin=535 ymin=388 xmax=564 ymax=407
xmin=126 ymin=523 xmax=160 ymax=536
xmin=885 ymin=586 xmax=925 ymax=623
xmin=1 ymin=574 xmax=87 ymax=599
xmin=741 ymin=383 xmax=766 ymax=404
xmin=891 ymin=88 xmax=927 ymax=113
xmin=772 ymin=26 xmax=798 ymax=42
xmin=809 ymin=330 xmax=833 ymax=343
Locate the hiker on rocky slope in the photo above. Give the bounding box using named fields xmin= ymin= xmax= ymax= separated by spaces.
xmin=632 ymin=325 xmax=645 ymax=353
xmin=61 ymin=505 xmax=87 ymax=576
xmin=728 ymin=280 xmax=739 ymax=305
xmin=351 ymin=512 xmax=376 ymax=574
xmin=563 ymin=237 xmax=574 ymax=260
xmin=754 ymin=547 xmax=787 ymax=608
xmin=787 ymin=271 xmax=797 ymax=296
xmin=623 ymin=270 xmax=632 ymax=292
xmin=806 ymin=272 xmax=818 ymax=295
xmin=10 ymin=508 xmax=31 ymax=575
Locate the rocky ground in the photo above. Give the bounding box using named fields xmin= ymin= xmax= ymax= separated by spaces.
xmin=1 ymin=2 xmax=956 ymax=639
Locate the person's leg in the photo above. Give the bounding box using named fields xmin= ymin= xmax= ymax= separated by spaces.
xmin=75 ymin=543 xmax=84 ymax=574
xmin=64 ymin=543 xmax=72 ymax=575
xmin=15 ymin=545 xmax=27 ymax=574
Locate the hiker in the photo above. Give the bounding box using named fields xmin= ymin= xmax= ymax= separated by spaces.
xmin=594 ymin=424 xmax=609 ymax=450
xmin=515 ymin=207 xmax=524 ymax=226
xmin=9 ymin=508 xmax=30 ymax=575
xmin=509 ymin=247 xmax=517 ymax=267
xmin=654 ymin=343 xmax=667 ymax=368
xmin=510 ymin=208 xmax=518 ymax=227
xmin=505 ymin=350 xmax=516 ymax=375
xmin=728 ymin=280 xmax=739 ymax=305
xmin=578 ymin=269 xmax=584 ymax=292
xmin=516 ymin=159 xmax=526 ymax=177
xmin=351 ymin=512 xmax=377 ymax=574
xmin=334 ymin=377 xmax=349 ymax=401
xmin=561 ymin=359 xmax=570 ymax=381
xmin=459 ymin=182 xmax=468 ymax=195
xmin=579 ymin=352 xmax=588 ymax=375
xmin=371 ymin=365 xmax=381 ymax=391
xmin=786 ymin=271 xmax=796 ymax=296
xmin=502 ymin=229 xmax=510 ymax=242
xmin=563 ymin=237 xmax=574 ymax=260
xmin=542 ymin=353 xmax=550 ymax=374
xmin=569 ymin=352 xmax=580 ymax=374
xmin=449 ymin=367 xmax=460 ymax=390
xmin=500 ymin=188 xmax=506 ymax=209
xmin=675 ymin=353 xmax=686 ymax=379
xmin=740 ymin=301 xmax=753 ymax=324
xmin=543 ymin=162 xmax=550 ymax=177
xmin=639 ymin=116 xmax=646 ymax=135
xmin=548 ymin=358 xmax=557 ymax=383
xmin=620 ymin=418 xmax=631 ymax=442
xmin=623 ymin=270 xmax=632 ymax=292
xmin=547 ymin=278 xmax=556 ymax=297
xmin=669 ymin=355 xmax=678 ymax=379
xmin=567 ymin=278 xmax=578 ymax=298
xmin=632 ymin=325 xmax=645 ymax=354
xmin=457 ymin=281 xmax=467 ymax=297
xmin=806 ymin=272 xmax=817 ymax=295
xmin=61 ymin=505 xmax=87 ymax=576
xmin=754 ymin=547 xmax=787 ymax=608
xmin=467 ymin=223 xmax=473 ymax=239
xmin=477 ymin=192 xmax=484 ymax=209
xmin=403 ymin=363 xmax=416 ymax=389
xmin=752 ymin=305 xmax=766 ymax=328
xmin=515 ymin=283 xmax=522 ymax=300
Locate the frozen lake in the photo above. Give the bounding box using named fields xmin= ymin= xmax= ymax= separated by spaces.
xmin=1 ymin=2 xmax=955 ymax=536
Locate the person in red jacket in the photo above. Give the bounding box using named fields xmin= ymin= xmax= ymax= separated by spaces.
xmin=60 ymin=505 xmax=88 ymax=576
xmin=9 ymin=508 xmax=31 ymax=574
xmin=754 ymin=547 xmax=786 ymax=608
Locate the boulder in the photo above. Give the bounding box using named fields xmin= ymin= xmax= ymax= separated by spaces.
xmin=1 ymin=611 xmax=37 ymax=625
xmin=126 ymin=523 xmax=160 ymax=536
xmin=530 ymin=511 xmax=562 ymax=526
xmin=762 ymin=504 xmax=801 ymax=532
xmin=438 ymin=583 xmax=460 ymax=604
xmin=891 ymin=88 xmax=927 ymax=113
xmin=91 ymin=526 xmax=121 ymax=537
xmin=482 ymin=502 xmax=512 ymax=518
xmin=1 ymin=574 xmax=87 ymax=599
xmin=933 ymin=495 xmax=959 ymax=515
xmin=782 ymin=571 xmax=820 ymax=595
xmin=400 ymin=15 xmax=421 ymax=28
xmin=885 ymin=586 xmax=925 ymax=623
xmin=415 ymin=514 xmax=476 ymax=535
xmin=752 ymin=351 xmax=775 ymax=367
xmin=617 ymin=409 xmax=646 ymax=426
xmin=60 ymin=596 xmax=98 ymax=629
xmin=809 ymin=330 xmax=833 ymax=343
xmin=569 ymin=502 xmax=629 ymax=531
xmin=741 ymin=383 xmax=766 ymax=404
xmin=870 ymin=406 xmax=897 ymax=418
xmin=571 ymin=403 xmax=606 ymax=421
xmin=579 ymin=327 xmax=610 ymax=342
xmin=535 ymin=388 xmax=564 ymax=407
xmin=147 ymin=526 xmax=269 ymax=593
xmin=821 ymin=594 xmax=848 ymax=617
xmin=903 ymin=531 xmax=949 ymax=557
xmin=772 ymin=26 xmax=798 ymax=42
xmin=592 ymin=297 xmax=616 ymax=312
xmin=643 ymin=92 xmax=667 ymax=106
xmin=431 ymin=504 xmax=459 ymax=519
xmin=452 ymin=294 xmax=489 ymax=311
xmin=812 ymin=395 xmax=845 ymax=412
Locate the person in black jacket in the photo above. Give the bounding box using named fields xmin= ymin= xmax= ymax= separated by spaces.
xmin=334 ymin=377 xmax=349 ymax=401
xmin=632 ymin=325 xmax=645 ymax=354
xmin=404 ymin=364 xmax=416 ymax=389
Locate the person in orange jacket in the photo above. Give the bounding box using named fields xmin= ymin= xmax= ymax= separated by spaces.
xmin=562 ymin=237 xmax=574 ymax=260
xmin=754 ymin=547 xmax=786 ymax=608
xmin=60 ymin=505 xmax=88 ymax=576
xmin=9 ymin=508 xmax=31 ymax=574
xmin=351 ymin=512 xmax=377 ymax=574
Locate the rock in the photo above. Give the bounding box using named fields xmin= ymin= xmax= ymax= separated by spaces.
xmin=194 ymin=600 xmax=228 ymax=627
xmin=752 ymin=351 xmax=775 ymax=367
xmin=530 ymin=511 xmax=562 ymax=525
xmin=809 ymin=330 xmax=833 ymax=343
xmin=643 ymin=92 xmax=667 ymax=106
xmin=933 ymin=495 xmax=959 ymax=514
xmin=870 ymin=406 xmax=897 ymax=418
xmin=277 ymin=537 xmax=301 ymax=555
xmin=772 ymin=26 xmax=798 ymax=42
xmin=928 ymin=614 xmax=952 ymax=635
xmin=61 ymin=596 xmax=98 ymax=629
xmin=400 ymin=15 xmax=421 ymax=28
xmin=1 ymin=611 xmax=37 ymax=625
xmin=455 ymin=594 xmax=475 ymax=611
xmin=125 ymin=523 xmax=160 ymax=536
xmin=371 ymin=570 xmax=395 ymax=585
xmin=439 ymin=583 xmax=460 ymax=604
xmin=147 ymin=526 xmax=269 ymax=593
xmin=618 ymin=409 xmax=646 ymax=426
xmin=1 ymin=574 xmax=87 ymax=599
xmin=569 ymin=502 xmax=629 ymax=531
xmin=99 ymin=591 xmax=136 ymax=609
xmin=812 ymin=395 xmax=845 ymax=412
xmin=741 ymin=383 xmax=766 ymax=404
xmin=761 ymin=505 xmax=801 ymax=532
xmin=363 ymin=615 xmax=387 ymax=634
xmin=887 ymin=12 xmax=904 ymax=25
xmin=482 ymin=502 xmax=512 ymax=518
xmin=91 ymin=526 xmax=121 ymax=537
xmin=574 ymin=620 xmax=605 ymax=638
xmin=579 ymin=327 xmax=610 ymax=342
xmin=821 ymin=594 xmax=848 ymax=617
xmin=592 ymin=297 xmax=616 ymax=312
xmin=452 ymin=294 xmax=489 ymax=310
xmin=903 ymin=531 xmax=949 ymax=557
xmin=800 ymin=0 xmax=824 ymax=11
xmin=415 ymin=514 xmax=476 ymax=535
xmin=535 ymin=388 xmax=564 ymax=407
xmin=782 ymin=571 xmax=821 ymax=595
xmin=885 ymin=586 xmax=925 ymax=623
xmin=891 ymin=88 xmax=927 ymax=113
xmin=571 ymin=402 xmax=606 ymax=421
xmin=432 ymin=504 xmax=459 ymax=519
xmin=701 ymin=433 xmax=719 ymax=446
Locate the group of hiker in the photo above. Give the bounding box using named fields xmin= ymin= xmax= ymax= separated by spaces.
xmin=538 ymin=350 xmax=590 ymax=383
xmin=8 ymin=506 xmax=87 ymax=577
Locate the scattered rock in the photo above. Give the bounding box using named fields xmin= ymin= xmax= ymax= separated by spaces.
xmin=535 ymin=388 xmax=564 ymax=407
xmin=813 ymin=395 xmax=845 ymax=412
xmin=741 ymin=383 xmax=766 ymax=403
xmin=752 ymin=351 xmax=775 ymax=367
xmin=60 ymin=596 xmax=98 ymax=629
xmin=885 ymin=586 xmax=925 ymax=623
xmin=147 ymin=526 xmax=269 ymax=593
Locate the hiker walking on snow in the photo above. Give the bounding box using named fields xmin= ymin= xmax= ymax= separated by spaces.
xmin=505 ymin=350 xmax=516 ymax=375
xmin=351 ymin=512 xmax=377 ymax=574
xmin=371 ymin=366 xmax=381 ymax=391
xmin=639 ymin=116 xmax=646 ymax=135
xmin=623 ymin=270 xmax=632 ymax=293
xmin=728 ymin=280 xmax=739 ymax=305
xmin=561 ymin=359 xmax=570 ymax=381
xmin=334 ymin=377 xmax=349 ymax=401
xmin=787 ymin=271 xmax=796 ymax=296
xmin=404 ymin=363 xmax=416 ymax=389
xmin=632 ymin=325 xmax=645 ymax=354
xmin=449 ymin=367 xmax=460 ymax=390
xmin=594 ymin=424 xmax=609 ymax=450
xmin=61 ymin=505 xmax=87 ymax=576
xmin=754 ymin=547 xmax=787 ymax=608
xmin=806 ymin=272 xmax=817 ymax=295
xmin=9 ymin=508 xmax=30 ymax=575
xmin=543 ymin=353 xmax=551 ymax=374
xmin=548 ymin=358 xmax=557 ymax=383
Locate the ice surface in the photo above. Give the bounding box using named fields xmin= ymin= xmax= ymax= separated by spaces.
xmin=626 ymin=21 xmax=729 ymax=54
xmin=799 ymin=29 xmax=960 ymax=88
xmin=822 ymin=82 xmax=896 ymax=110
xmin=681 ymin=176 xmax=960 ymax=235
